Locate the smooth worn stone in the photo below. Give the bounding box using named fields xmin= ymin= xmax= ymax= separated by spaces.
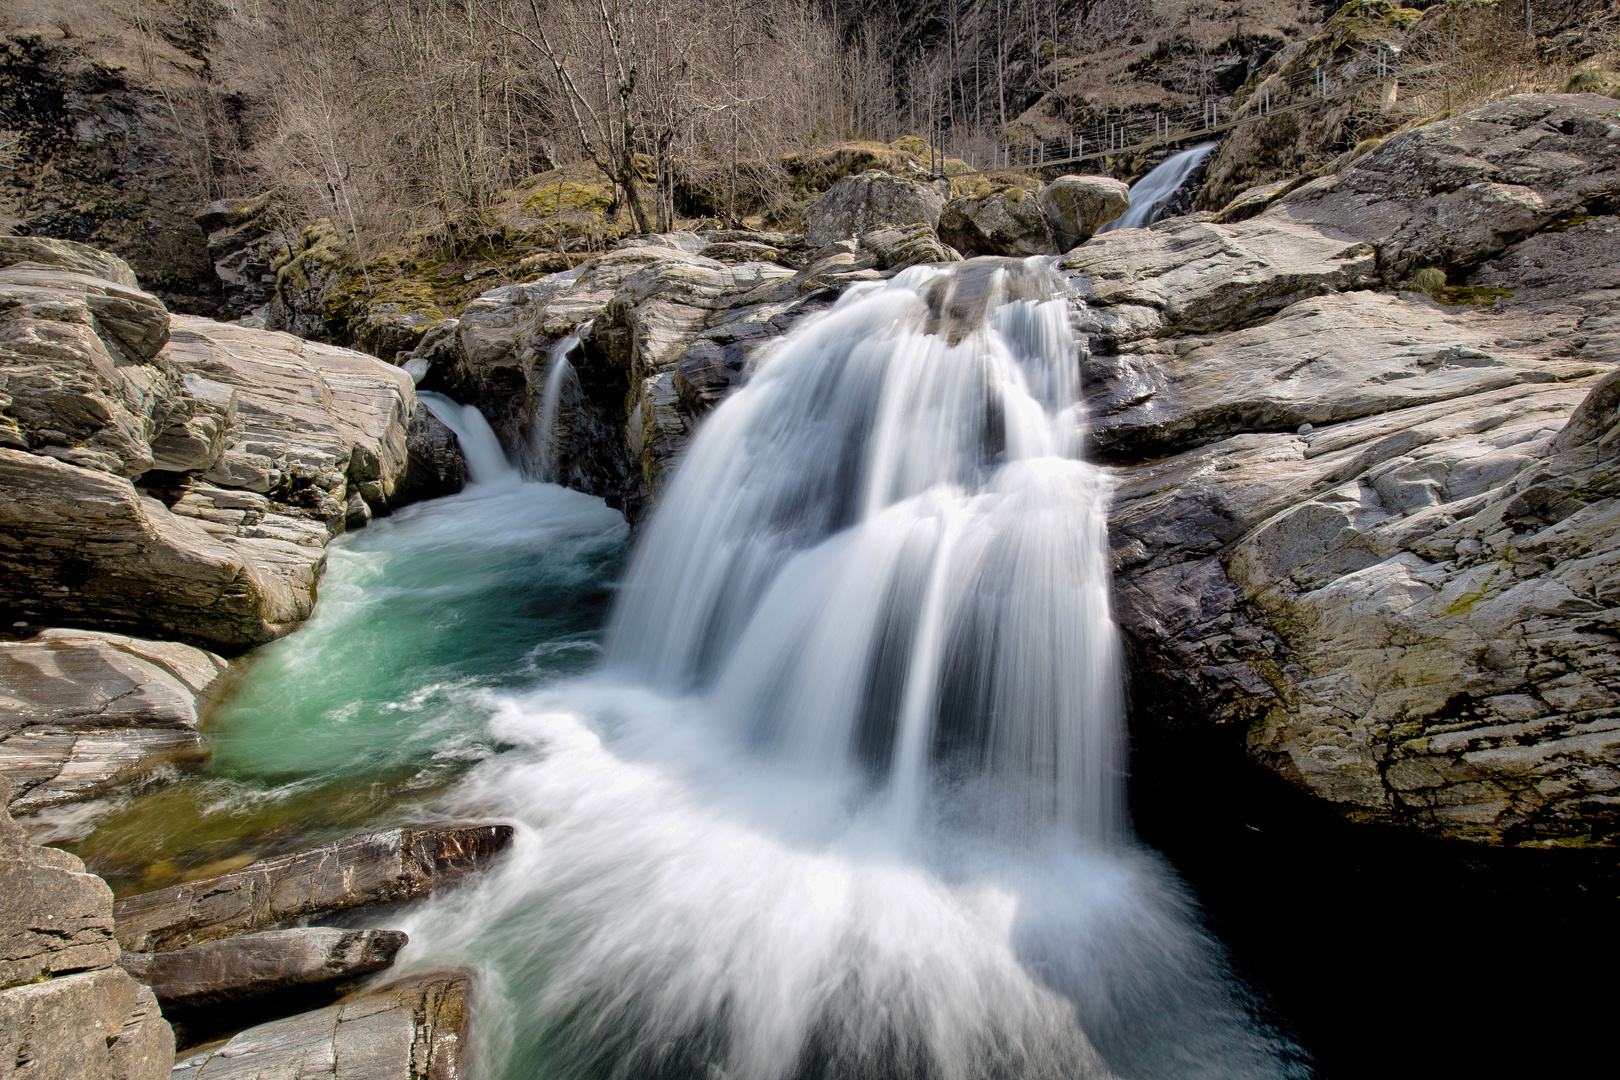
xmin=0 ymin=629 xmax=227 ymax=814
xmin=1037 ymin=175 xmax=1132 ymax=251
xmin=0 ymin=236 xmax=141 ymax=289
xmin=0 ymin=777 xmax=176 ymax=1077
xmin=803 ymin=170 xmax=944 ymax=249
xmin=1265 ymin=93 xmax=1620 ymax=282
xmin=857 ymin=224 xmax=959 ymax=270
xmin=170 ymin=970 xmax=469 ymax=1080
xmin=113 ymin=825 xmax=515 ymax=952
xmin=121 ymin=927 xmax=406 ymax=1044
xmin=938 ymin=187 xmax=1057 ymax=258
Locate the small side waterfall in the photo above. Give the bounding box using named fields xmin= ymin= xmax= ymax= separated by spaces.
xmin=1100 ymin=141 xmax=1218 ymax=232
xmin=607 ymin=258 xmax=1124 ymax=842
xmin=417 ymin=391 xmax=514 ymax=484
xmin=532 ymin=328 xmax=582 ymax=481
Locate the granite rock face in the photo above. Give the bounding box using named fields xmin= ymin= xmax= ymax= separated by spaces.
xmin=0 ymin=240 xmax=443 ymax=650
xmin=0 ymin=629 xmax=227 ymax=815
xmin=171 ymin=971 xmax=469 ymax=1080
xmin=0 ymin=776 xmax=175 ymax=1079
xmin=113 ymin=825 xmax=515 ymax=952
xmin=1265 ymin=93 xmax=1620 ymax=284
xmin=1067 ymin=100 xmax=1620 ymax=846
xmin=195 ymin=195 xmax=292 ymax=323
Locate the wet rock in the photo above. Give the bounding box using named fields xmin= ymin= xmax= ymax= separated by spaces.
xmin=0 ymin=776 xmax=175 ymax=1077
xmin=121 ymin=927 xmax=406 ymax=1043
xmin=113 ymin=824 xmax=515 ymax=952
xmin=803 ymin=170 xmax=944 ymax=249
xmin=170 ymin=970 xmax=469 ymax=1080
xmin=398 ymin=408 xmax=468 ymax=503
xmin=1265 ymin=93 xmax=1620 ymax=282
xmin=0 ymin=629 xmax=227 ymax=814
xmin=938 ymin=187 xmax=1057 ymax=258
xmin=1037 ymin=175 xmax=1132 ymax=251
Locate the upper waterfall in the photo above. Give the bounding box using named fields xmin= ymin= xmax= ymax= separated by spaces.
xmin=1100 ymin=142 xmax=1218 ymax=232
xmin=605 ymin=257 xmax=1125 ymax=842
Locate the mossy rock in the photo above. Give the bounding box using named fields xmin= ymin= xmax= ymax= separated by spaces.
xmin=523 ymin=181 xmax=614 ymax=217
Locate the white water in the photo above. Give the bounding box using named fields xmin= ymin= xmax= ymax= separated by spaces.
xmin=393 ymin=260 xmax=1305 ymax=1080
xmin=419 ymin=391 xmax=516 ymax=484
xmin=532 ymin=330 xmax=582 ymax=482
xmin=1100 ymin=142 xmax=1218 ymax=232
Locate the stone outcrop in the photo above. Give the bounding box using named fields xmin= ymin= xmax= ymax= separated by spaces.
xmin=803 ymin=171 xmax=945 ymax=249
xmin=0 ymin=776 xmax=174 ymax=1079
xmin=1264 ymin=94 xmax=1620 ymax=284
xmin=1 ymin=240 xmax=451 ymax=651
xmin=938 ymin=187 xmax=1057 ymax=258
xmin=1066 ymin=94 xmax=1620 ymax=848
xmin=195 ymin=195 xmax=292 ymax=324
xmin=113 ymin=825 xmax=514 ymax=952
xmin=0 ymin=629 xmax=227 ymax=815
xmin=121 ymin=927 xmax=406 ymax=1044
xmin=170 ymin=971 xmax=469 ymax=1080
xmin=1037 ymin=175 xmax=1132 ymax=252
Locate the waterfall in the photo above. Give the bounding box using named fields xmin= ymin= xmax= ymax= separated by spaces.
xmin=397 ymin=257 xmax=1305 ymax=1080
xmin=1099 ymin=142 xmax=1218 ymax=232
xmin=532 ymin=328 xmax=582 ymax=481
xmin=607 ymin=257 xmax=1123 ymax=842
xmin=417 ymin=391 xmax=515 ymax=484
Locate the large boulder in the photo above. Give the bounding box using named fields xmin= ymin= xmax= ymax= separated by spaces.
xmin=803 ymin=171 xmax=944 ymax=249
xmin=0 ymin=629 xmax=227 ymax=816
xmin=0 ymin=776 xmax=175 ymax=1079
xmin=1038 ymin=175 xmax=1132 ymax=251
xmin=1 ymin=242 xmax=434 ymax=650
xmin=1264 ymin=93 xmax=1620 ymax=282
xmin=938 ymin=187 xmax=1057 ymax=258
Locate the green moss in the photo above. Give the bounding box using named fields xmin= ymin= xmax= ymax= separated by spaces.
xmin=523 ymin=181 xmax=613 ymax=217
xmin=1545 ymin=213 xmax=1594 ymax=233
xmin=1433 ymin=285 xmax=1513 ymax=306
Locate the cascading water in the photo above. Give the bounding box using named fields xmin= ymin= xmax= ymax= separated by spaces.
xmin=1100 ymin=142 xmax=1218 ymax=232
xmin=531 ymin=329 xmax=583 ymax=482
xmin=420 ymin=390 xmax=517 ymax=484
xmin=388 ymin=257 xmax=1307 ymax=1080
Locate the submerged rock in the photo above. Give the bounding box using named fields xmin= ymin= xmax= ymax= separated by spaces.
xmin=0 ymin=629 xmax=227 ymax=815
xmin=0 ymin=776 xmax=175 ymax=1077
xmin=170 ymin=970 xmax=469 ymax=1079
xmin=113 ymin=824 xmax=514 ymax=952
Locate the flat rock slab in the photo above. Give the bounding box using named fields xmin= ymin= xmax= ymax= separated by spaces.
xmin=0 ymin=629 xmax=227 ymax=814
xmin=114 ymin=825 xmax=514 ymax=952
xmin=171 ymin=971 xmax=468 ymax=1080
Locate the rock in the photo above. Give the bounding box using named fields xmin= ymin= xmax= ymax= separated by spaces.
xmin=1086 ymin=289 xmax=1598 ymax=459
xmin=803 ymin=171 xmax=944 ymax=249
xmin=938 ymin=187 xmax=1057 ymax=258
xmin=857 ymin=224 xmax=958 ymax=270
xmin=0 ymin=236 xmax=141 ymax=289
xmin=1037 ymin=175 xmax=1132 ymax=251
xmin=1212 ymin=179 xmax=1296 ymax=224
xmin=0 ymin=629 xmax=227 ymax=814
xmin=112 ymin=824 xmax=515 ymax=952
xmin=195 ymin=194 xmax=292 ymax=322
xmin=121 ymin=927 xmax=406 ymax=1044
xmin=170 ymin=971 xmax=469 ymax=1080
xmin=1060 ymin=214 xmax=1378 ymax=350
xmin=398 ymin=408 xmax=468 ymax=503
xmin=0 ymin=776 xmax=175 ymax=1078
xmin=700 ymin=240 xmax=792 ymax=265
xmin=1264 ymin=93 xmax=1620 ymax=282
